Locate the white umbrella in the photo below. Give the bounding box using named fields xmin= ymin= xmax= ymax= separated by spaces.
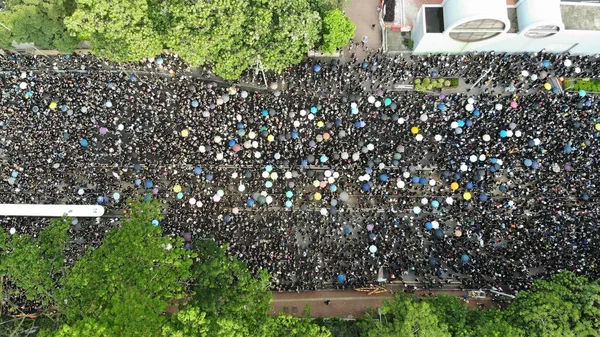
xmin=515 ymin=130 xmax=522 ymax=137
xmin=506 ymin=130 xmax=513 ymax=137
xmin=320 ymin=208 xmax=328 ymax=216
xmin=212 ymin=194 xmax=221 ymax=202
xmin=432 ymin=221 xmax=439 ymax=229
xmin=367 ymin=143 xmax=375 ymax=151
xmin=460 ymin=164 xmax=468 ymax=172
xmin=351 ymin=102 xmax=357 ymax=109
xmin=238 ymin=184 xmax=246 ymax=192
xmin=521 ymin=70 xmax=529 ymax=77
xmin=446 ymin=197 xmax=454 ymax=205
xmin=196 ymin=201 xmax=203 ymax=207
xmin=266 ymin=196 xmax=273 ymax=204
xmin=403 ymin=172 xmax=410 ymax=178
xmin=421 ymin=198 xmax=428 ymax=205
xmin=262 ymin=171 xmax=269 ymax=178
xmin=429 ymin=179 xmax=436 ymax=186
xmin=530 ymin=74 xmax=538 ymax=81
xmin=19 ymin=82 xmax=27 ymax=89
xmin=415 ymin=134 xmax=424 ymax=142
xmin=564 ymin=59 xmax=572 ymax=67
xmin=435 ymin=135 xmax=442 ymax=142
xmin=369 ymin=245 xmax=377 ymax=253
xmin=465 ymin=103 xmax=474 ymax=112
xmin=575 ymin=67 xmax=581 ymax=74
xmin=420 ymin=114 xmax=428 ymax=122
xmin=479 ymin=154 xmax=486 ymax=161
xmin=232 ymin=207 xmax=239 ymax=214
xmin=397 ymin=180 xmax=405 ymax=188
xmin=451 ymin=121 xmax=458 ymax=129
xmin=9 ymin=228 xmax=16 ymax=235
xmin=469 ymin=155 xmax=477 ymax=163
xmin=216 ymin=153 xmax=224 ymax=160
xmin=482 ymin=134 xmax=491 ymax=142
xmin=368 ymin=96 xmax=375 ymax=103
xmin=340 ymin=192 xmax=349 ymax=201
xmin=533 ymin=138 xmax=541 ymax=146
xmin=467 ymin=98 xmax=475 ymax=104
xmin=495 ymin=104 xmax=503 ymax=111
xmin=189 ymin=198 xmax=196 ymax=205
xmin=214 ymin=135 xmax=222 ymax=143
xmin=374 ymin=101 xmax=381 ymax=108
xmin=78 ymin=188 xmax=84 ymax=195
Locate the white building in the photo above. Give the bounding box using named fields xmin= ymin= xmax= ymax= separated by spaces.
xmin=411 ymin=0 xmax=600 ymax=54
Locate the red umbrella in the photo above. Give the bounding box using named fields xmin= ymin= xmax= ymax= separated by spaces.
xmin=510 ymin=101 xmax=518 ymax=109
xmin=232 ymin=144 xmax=242 ymax=152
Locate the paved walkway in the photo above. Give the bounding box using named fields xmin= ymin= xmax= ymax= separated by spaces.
xmin=270 ymin=288 xmax=493 ymax=318
xmin=345 ymin=0 xmax=383 ymax=59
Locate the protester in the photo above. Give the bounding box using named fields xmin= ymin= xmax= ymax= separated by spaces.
xmin=0 ymin=46 xmax=598 ymax=295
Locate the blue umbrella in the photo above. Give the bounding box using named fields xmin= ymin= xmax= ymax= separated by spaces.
xmin=177 ymin=192 xmax=183 ymax=199
xmin=11 ymin=171 xmax=18 ymax=178
xmin=466 ymin=182 xmax=474 ymax=190
xmin=60 ymin=105 xmax=67 ymax=112
xmin=155 ymin=57 xmax=164 ymax=65
xmin=193 ymin=166 xmax=203 ymax=175
xmin=262 ymin=109 xmax=268 ymax=116
xmin=135 ymin=179 xmax=142 ymax=186
xmin=461 ymin=255 xmax=470 ymax=263
xmin=247 ymin=198 xmax=255 ymax=207
xmin=351 ymin=107 xmax=358 ymax=114
xmin=79 ymin=138 xmax=89 ymax=147
xmin=152 ymin=219 xmax=159 ymax=226
xmin=301 ymin=160 xmax=308 ymax=166
xmin=330 ymin=184 xmax=337 ymax=192
xmin=228 ymin=139 xmax=236 ymax=147
xmin=434 ymin=229 xmax=444 ymax=239
xmin=310 ymin=106 xmax=317 ymax=114
xmin=291 ymin=131 xmax=299 ymax=139
xmin=313 ymin=65 xmax=321 ymax=72
xmin=285 ymin=200 xmax=292 ymax=208
xmin=191 ymin=100 xmax=199 ymax=108
xmin=431 ymin=200 xmax=440 ymax=208
xmin=129 ymin=74 xmax=136 ymax=81
xmin=97 ymin=196 xmax=105 ymax=204
xmin=144 ymin=194 xmax=152 ymax=202
xmin=532 ymin=161 xmax=540 ymax=169
xmin=553 ymin=87 xmax=560 ymax=93
xmin=337 ymin=274 xmax=347 ymax=283
xmin=205 ymin=174 xmax=214 ymax=181
xmin=579 ymin=90 xmax=586 ymax=97
xmin=112 ymin=192 xmax=120 ymax=200
xmin=369 ymin=233 xmax=376 ymax=241
xmin=320 ymin=154 xmax=328 ymax=163
xmin=524 ymin=159 xmax=533 ymax=167
xmin=437 ymin=103 xmax=446 ymax=110
xmin=365 ymin=167 xmax=373 ymax=174
xmin=585 ymin=100 xmax=592 ymax=107
xmin=419 ymin=177 xmax=428 ymax=185
xmin=457 ymin=120 xmax=465 ymax=127
xmin=499 ymin=130 xmax=507 ymax=138
xmin=465 ymin=120 xmax=473 ymax=127
xmin=542 ymin=60 xmax=551 ymax=68
xmin=144 ymin=180 xmax=153 ymax=188
xmin=265 ymin=165 xmax=273 ymax=172
xmin=361 ymin=61 xmax=368 ymax=69
xmin=379 ymin=174 xmax=388 ymax=182
xmin=425 ymin=222 xmax=433 ymax=230
xmin=362 ymin=183 xmax=371 ymax=191
xmin=71 ymin=218 xmax=78 ymax=225
xmin=343 ymin=226 xmax=351 ymax=234
xmin=412 ymin=176 xmax=420 ymax=184
xmin=479 ymin=194 xmax=488 ymax=202
xmin=473 ymin=109 xmax=480 ymax=117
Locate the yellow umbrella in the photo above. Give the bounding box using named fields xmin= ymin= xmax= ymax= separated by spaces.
xmin=173 ymin=185 xmax=182 ymax=193
xmin=181 ymin=129 xmax=189 ymax=138
xmin=267 ymin=134 xmax=274 ymax=142
xmin=410 ymin=126 xmax=419 ymax=135
xmin=317 ymin=121 xmax=325 ymax=128
xmin=463 ymin=192 xmax=472 ymax=200
xmin=544 ymin=83 xmax=552 ymax=90
xmin=595 ymin=123 xmax=600 ymax=131
xmin=49 ymin=101 xmax=57 ymax=110
xmin=450 ymin=182 xmax=459 ymax=190
xmin=314 ymin=192 xmax=322 ymax=201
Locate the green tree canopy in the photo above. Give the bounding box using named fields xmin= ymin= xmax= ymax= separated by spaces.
xmin=422 ymin=294 xmax=470 ymax=337
xmin=0 ymin=0 xmax=79 ymax=52
xmin=468 ymin=308 xmax=525 ymax=337
xmin=361 ymin=293 xmax=451 ymax=337
xmin=506 ymin=271 xmax=600 ymax=337
xmin=319 ymin=9 xmax=355 ymax=53
xmin=55 ymin=199 xmax=194 ymax=336
xmin=65 ymin=0 xmax=164 ymax=61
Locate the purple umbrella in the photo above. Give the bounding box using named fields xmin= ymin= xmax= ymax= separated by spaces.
xmin=367 ymin=224 xmax=374 ymax=231
xmin=152 ymin=187 xmax=159 ymax=195
xmin=99 ymin=127 xmax=108 ymax=135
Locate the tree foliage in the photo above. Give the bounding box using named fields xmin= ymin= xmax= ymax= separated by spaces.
xmin=65 ymin=0 xmax=164 ymax=61
xmin=506 ymin=271 xmax=600 ymax=337
xmin=0 ymin=0 xmax=79 ymax=52
xmin=0 ymin=217 xmax=69 ymax=309
xmin=361 ymin=293 xmax=451 ymax=337
xmin=55 ymin=199 xmax=194 ymax=336
xmin=422 ymin=294 xmax=470 ymax=337
xmin=319 ymin=9 xmax=355 ymax=53
xmin=267 ymin=315 xmax=332 ymax=337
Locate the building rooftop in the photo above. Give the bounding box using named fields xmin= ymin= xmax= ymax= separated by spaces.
xmin=561 ymin=4 xmax=600 ymax=31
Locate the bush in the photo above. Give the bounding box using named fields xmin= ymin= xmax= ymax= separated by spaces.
xmin=423 ymin=77 xmax=431 ymax=85
xmin=403 ymin=38 xmax=414 ymax=50
xmin=444 ymin=80 xmax=451 ymax=87
xmin=414 ymin=78 xmax=422 ymax=85
xmin=450 ymin=78 xmax=459 ymax=87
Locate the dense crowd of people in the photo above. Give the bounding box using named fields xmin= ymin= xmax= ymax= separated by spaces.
xmin=0 ymin=46 xmax=599 ymax=295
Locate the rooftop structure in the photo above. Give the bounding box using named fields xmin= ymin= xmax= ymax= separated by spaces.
xmin=386 ymin=0 xmax=600 ymax=54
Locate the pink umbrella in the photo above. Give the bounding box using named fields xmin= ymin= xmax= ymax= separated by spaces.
xmin=99 ymin=127 xmax=108 ymax=135
xmin=367 ymin=224 xmax=374 ymax=231
xmin=439 ymin=93 xmax=446 ymax=100
xmin=510 ymin=101 xmax=518 ymax=109
xmin=152 ymin=187 xmax=159 ymax=195
xmin=232 ymin=144 xmax=241 ymax=152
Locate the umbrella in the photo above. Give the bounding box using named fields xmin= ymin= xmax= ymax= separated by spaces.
xmin=112 ymin=192 xmax=120 ymax=200
xmin=384 ymin=98 xmax=392 ymax=106
xmin=431 ymin=200 xmax=440 ymax=208
xmin=313 ymin=64 xmax=321 ymax=72
xmin=437 ymin=103 xmax=446 ymax=110
xmin=524 ymin=159 xmax=533 ymax=167
xmin=425 ymin=222 xmax=433 ymax=230
xmin=564 ymin=59 xmax=572 ymax=67
xmin=369 ymin=245 xmax=377 ymax=253
xmin=191 ymin=100 xmax=199 ymax=107
xmin=479 ymin=194 xmax=488 ymax=202
xmin=173 ymin=185 xmax=182 ymax=193
xmin=79 ymin=138 xmax=89 ymax=147
xmin=337 ymin=274 xmax=347 ymax=283
xmin=152 ymin=220 xmax=160 ymax=226
xmin=413 ymin=206 xmax=422 ymax=214
xmin=362 ymin=183 xmax=371 ymax=192
xmin=461 ymin=255 xmax=470 ymax=263
xmin=542 ymin=60 xmax=551 ymax=68
xmin=314 ymin=192 xmax=322 ymax=201
xmin=500 ymin=130 xmax=508 ymax=138
xmin=434 ymin=229 xmax=444 ymax=239
xmin=495 ymin=103 xmax=502 ymax=111
xmin=177 ymin=192 xmax=184 ymax=199
xmin=181 ymin=129 xmax=189 ymax=138
xmin=99 ymin=127 xmax=108 ymax=135
xmin=579 ymin=90 xmax=586 ymax=97
xmin=450 ymin=182 xmax=459 ymax=190
xmin=285 ymin=200 xmax=292 ymax=208
xmin=463 ymin=192 xmax=472 ymax=200
xmin=379 ymin=174 xmax=388 ymax=182
xmin=144 ymin=180 xmax=153 ymax=188
xmin=510 ymin=101 xmax=518 ymax=109
xmin=410 ymin=126 xmax=419 ymax=134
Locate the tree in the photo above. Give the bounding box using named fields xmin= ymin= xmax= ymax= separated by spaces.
xmin=0 ymin=0 xmax=79 ymax=52
xmin=65 ymin=0 xmax=164 ymax=61
xmin=319 ymin=9 xmax=355 ymax=53
xmin=54 ymin=199 xmax=194 ymax=336
xmin=190 ymin=240 xmax=273 ymax=336
xmin=361 ymin=293 xmax=451 ymax=337
xmin=506 ymin=271 xmax=600 ymax=337
xmin=267 ymin=315 xmax=332 ymax=337
xmin=468 ymin=309 xmax=525 ymax=337
xmin=0 ymin=217 xmax=70 ymax=310
xmin=422 ymin=295 xmax=470 ymax=337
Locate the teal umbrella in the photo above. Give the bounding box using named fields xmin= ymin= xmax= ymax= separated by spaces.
xmin=384 ymin=98 xmax=392 ymax=106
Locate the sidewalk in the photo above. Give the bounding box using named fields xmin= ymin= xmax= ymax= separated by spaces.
xmin=345 ymin=0 xmax=383 ymax=59
xmin=270 ymin=288 xmax=493 ymax=319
